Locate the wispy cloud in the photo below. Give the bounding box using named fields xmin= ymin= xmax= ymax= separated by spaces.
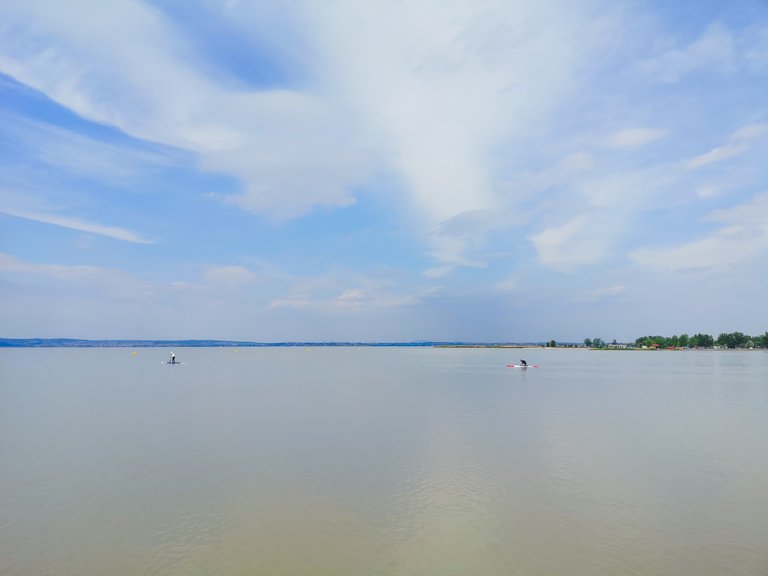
xmin=607 ymin=128 xmax=666 ymax=148
xmin=0 ymin=252 xmax=94 ymax=277
xmin=525 ymin=159 xmax=682 ymax=272
xmin=0 ymin=251 xmax=154 ymax=300
xmin=268 ymin=297 xmax=311 ymax=310
xmin=0 ymin=113 xmax=178 ymax=181
xmin=268 ymin=270 xmax=434 ymax=313
xmin=332 ymin=287 xmax=424 ymax=309
xmin=493 ymin=275 xmax=518 ymax=292
xmin=0 ymin=1 xmax=373 ymax=221
xmin=200 ymin=265 xmax=259 ymax=286
xmin=631 ymin=191 xmax=768 ymax=272
xmin=687 ymin=123 xmax=768 ymax=170
xmin=589 ymin=285 xmax=625 ymax=299
xmin=0 ymin=207 xmax=153 ymax=243
xmin=638 ymin=22 xmax=736 ymax=82
xmin=525 ymin=115 xmax=768 ymax=273
xmin=529 ymin=215 xmax=609 ymax=272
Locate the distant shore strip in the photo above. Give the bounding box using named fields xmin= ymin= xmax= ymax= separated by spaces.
xmin=1 ymin=332 xmax=765 ymax=349
xmin=0 ymin=339 xmax=572 ymax=348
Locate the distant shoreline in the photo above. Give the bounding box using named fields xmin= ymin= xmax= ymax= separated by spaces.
xmin=2 ymin=339 xmax=762 ymax=350
xmin=0 ymin=339 xmax=578 ymax=349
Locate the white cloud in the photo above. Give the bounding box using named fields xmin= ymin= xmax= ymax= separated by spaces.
xmin=731 ymin=123 xmax=768 ymax=141
xmin=0 ymin=114 xmax=177 ymax=181
xmin=339 ymin=288 xmax=425 ymax=309
xmin=695 ymin=185 xmax=720 ymax=199
xmin=0 ymin=0 xmax=373 ymax=221
xmin=631 ymin=191 xmax=768 ymax=272
xmin=559 ymin=152 xmax=595 ymax=173
xmin=529 ymin=215 xmax=608 ymax=272
xmin=687 ymin=123 xmax=768 ymax=170
xmin=687 ymin=142 xmax=749 ymax=170
xmin=525 ymin=159 xmax=684 ymax=272
xmin=493 ymin=275 xmax=518 ymax=292
xmin=608 ymin=128 xmax=666 ymax=148
xmin=0 ymin=252 xmax=81 ymax=276
xmin=0 ymin=207 xmax=153 ymax=243
xmin=0 ymin=251 xmax=153 ymax=300
xmin=639 ymin=22 xmax=736 ymax=82
xmin=335 ymin=288 xmax=369 ymax=308
xmin=743 ymin=22 xmax=768 ymax=72
xmin=267 ymin=270 xmax=434 ymax=313
xmin=589 ymin=285 xmax=625 ymax=298
xmin=2 ymin=0 xmax=765 ymax=307
xmin=0 ymin=252 xmax=279 ymax=338
xmin=0 ymin=0 xmax=616 ymax=266
xmin=201 ymin=265 xmax=259 ymax=286
xmin=305 ymin=0 xmax=611 ymax=267
xmin=502 ymin=151 xmax=596 ymax=215
xmin=269 ymin=297 xmax=311 ymax=310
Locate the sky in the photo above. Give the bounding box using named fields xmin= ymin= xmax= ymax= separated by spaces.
xmin=1 ymin=0 xmax=767 ymax=342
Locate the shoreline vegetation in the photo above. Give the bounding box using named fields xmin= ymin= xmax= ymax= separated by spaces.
xmin=1 ymin=333 xmax=766 ymax=350
xmin=585 ymin=331 xmax=768 ymax=350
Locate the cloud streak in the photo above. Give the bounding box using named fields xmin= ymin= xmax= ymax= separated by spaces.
xmin=631 ymin=192 xmax=768 ymax=272
xmin=608 ymin=128 xmax=666 ymax=148
xmin=638 ymin=22 xmax=736 ymax=82
xmin=687 ymin=123 xmax=768 ymax=170
xmin=0 ymin=207 xmax=153 ymax=243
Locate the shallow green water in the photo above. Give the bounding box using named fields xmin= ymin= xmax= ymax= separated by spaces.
xmin=1 ymin=347 xmax=766 ymax=575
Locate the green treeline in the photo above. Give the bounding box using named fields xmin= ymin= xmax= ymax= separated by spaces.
xmin=584 ymin=332 xmax=768 ymax=349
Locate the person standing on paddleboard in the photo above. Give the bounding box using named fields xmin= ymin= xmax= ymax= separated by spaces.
xmin=520 ymin=359 xmax=528 ymax=367
xmin=170 ymin=351 xmax=176 ymax=364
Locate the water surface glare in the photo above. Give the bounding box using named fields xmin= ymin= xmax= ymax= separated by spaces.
xmin=1 ymin=347 xmax=767 ymax=575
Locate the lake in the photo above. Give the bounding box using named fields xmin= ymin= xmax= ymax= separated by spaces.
xmin=1 ymin=347 xmax=766 ymax=575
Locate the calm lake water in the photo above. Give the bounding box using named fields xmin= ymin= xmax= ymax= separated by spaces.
xmin=1 ymin=347 xmax=766 ymax=575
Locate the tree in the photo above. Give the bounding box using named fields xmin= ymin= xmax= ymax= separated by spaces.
xmin=584 ymin=338 xmax=593 ymax=348
xmin=636 ymin=335 xmax=667 ymax=348
xmin=717 ymin=332 xmax=748 ymax=349
xmin=679 ymin=334 xmax=690 ymax=348
xmin=593 ymin=338 xmax=605 ymax=349
xmin=548 ymin=340 xmax=557 ymax=348
xmin=691 ymin=333 xmax=714 ymax=348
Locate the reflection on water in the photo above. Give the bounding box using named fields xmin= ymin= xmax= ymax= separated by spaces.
xmin=1 ymin=347 xmax=767 ymax=575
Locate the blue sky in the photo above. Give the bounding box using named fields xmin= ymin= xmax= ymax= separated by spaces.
xmin=1 ymin=0 xmax=767 ymax=342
